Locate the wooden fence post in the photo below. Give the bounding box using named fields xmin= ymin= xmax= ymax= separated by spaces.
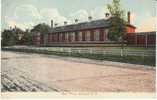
xmin=145 ymin=33 xmax=148 ymax=48
xmin=120 ymin=49 xmax=123 ymax=57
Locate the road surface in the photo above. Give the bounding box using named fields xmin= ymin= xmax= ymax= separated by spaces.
xmin=1 ymin=51 xmax=155 ymax=92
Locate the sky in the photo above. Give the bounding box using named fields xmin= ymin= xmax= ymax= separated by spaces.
xmin=2 ymin=0 xmax=156 ymax=32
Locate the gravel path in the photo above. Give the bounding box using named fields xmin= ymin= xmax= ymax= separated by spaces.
xmin=1 ymin=51 xmax=155 ymax=92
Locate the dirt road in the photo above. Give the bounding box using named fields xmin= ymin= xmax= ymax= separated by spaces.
xmin=1 ymin=51 xmax=155 ymax=92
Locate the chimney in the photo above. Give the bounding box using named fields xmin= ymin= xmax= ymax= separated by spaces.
xmin=51 ymin=20 xmax=53 ymax=28
xmin=9 ymin=27 xmax=12 ymax=30
xmin=75 ymin=19 xmax=78 ymax=23
xmin=88 ymin=16 xmax=92 ymax=21
xmin=54 ymin=23 xmax=58 ymax=27
xmin=64 ymin=21 xmax=67 ymax=25
xmin=105 ymin=13 xmax=110 ymax=18
xmin=127 ymin=11 xmax=131 ymax=24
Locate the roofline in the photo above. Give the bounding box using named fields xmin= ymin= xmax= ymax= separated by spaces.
xmin=49 ymin=18 xmax=136 ymax=33
xmin=51 ymin=18 xmax=110 ymax=29
xmin=126 ymin=24 xmax=136 ymax=29
xmin=127 ymin=31 xmax=156 ymax=34
xmin=49 ymin=26 xmax=110 ymax=34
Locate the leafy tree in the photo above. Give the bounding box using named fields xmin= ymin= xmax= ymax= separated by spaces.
xmin=31 ymin=23 xmax=51 ymax=44
xmin=2 ymin=29 xmax=16 ymax=46
xmin=13 ymin=27 xmax=24 ymax=44
xmin=107 ymin=0 xmax=127 ymax=56
xmin=107 ymin=0 xmax=127 ymax=41
xmin=2 ymin=23 xmax=51 ymax=46
xmin=1 ymin=27 xmax=24 ymax=46
xmin=21 ymin=29 xmax=33 ymax=45
xmin=31 ymin=23 xmax=51 ymax=34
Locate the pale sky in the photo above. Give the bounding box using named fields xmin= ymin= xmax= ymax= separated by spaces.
xmin=2 ymin=0 xmax=156 ymax=32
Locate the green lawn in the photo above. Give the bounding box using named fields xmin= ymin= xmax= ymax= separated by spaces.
xmin=2 ymin=47 xmax=155 ymax=66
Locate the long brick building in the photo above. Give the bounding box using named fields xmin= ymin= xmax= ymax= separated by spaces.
xmin=32 ymin=12 xmax=155 ymax=46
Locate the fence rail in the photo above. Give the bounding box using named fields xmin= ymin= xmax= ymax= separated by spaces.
xmin=4 ymin=46 xmax=155 ymax=57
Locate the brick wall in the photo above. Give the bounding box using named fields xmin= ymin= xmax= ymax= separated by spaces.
xmin=125 ymin=32 xmax=156 ymax=46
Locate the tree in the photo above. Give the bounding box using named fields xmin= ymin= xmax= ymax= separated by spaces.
xmin=31 ymin=23 xmax=51 ymax=44
xmin=107 ymin=0 xmax=127 ymax=56
xmin=31 ymin=23 xmax=51 ymax=34
xmin=107 ymin=0 xmax=127 ymax=41
xmin=2 ymin=29 xmax=16 ymax=46
xmin=21 ymin=29 xmax=33 ymax=45
xmin=1 ymin=27 xmax=24 ymax=46
xmin=13 ymin=27 xmax=24 ymax=44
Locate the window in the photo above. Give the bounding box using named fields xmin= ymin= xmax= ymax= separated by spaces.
xmin=86 ymin=31 xmax=90 ymax=41
xmin=75 ymin=32 xmax=79 ymax=41
xmin=71 ymin=32 xmax=75 ymax=42
xmin=68 ymin=32 xmax=72 ymax=42
xmin=62 ymin=33 xmax=65 ymax=42
xmin=59 ymin=33 xmax=62 ymax=42
xmin=94 ymin=30 xmax=99 ymax=41
xmin=65 ymin=33 xmax=68 ymax=42
xmin=79 ymin=31 xmax=82 ymax=41
xmin=105 ymin=29 xmax=109 ymax=40
xmin=54 ymin=33 xmax=57 ymax=42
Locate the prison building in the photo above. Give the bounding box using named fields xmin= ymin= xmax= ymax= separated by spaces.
xmin=47 ymin=20 xmax=135 ymax=44
xmin=32 ymin=11 xmax=136 ymax=46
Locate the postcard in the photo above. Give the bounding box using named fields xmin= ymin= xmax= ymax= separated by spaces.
xmin=1 ymin=0 xmax=156 ymax=100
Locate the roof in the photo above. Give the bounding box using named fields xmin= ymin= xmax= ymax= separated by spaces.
xmin=126 ymin=24 xmax=136 ymax=29
xmin=50 ymin=18 xmax=136 ymax=33
xmin=128 ymin=31 xmax=156 ymax=35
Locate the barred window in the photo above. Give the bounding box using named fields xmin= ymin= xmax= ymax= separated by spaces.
xmin=68 ymin=32 xmax=72 ymax=42
xmin=105 ymin=29 xmax=109 ymax=40
xmin=65 ymin=33 xmax=68 ymax=42
xmin=59 ymin=33 xmax=62 ymax=42
xmin=86 ymin=31 xmax=90 ymax=41
xmin=75 ymin=32 xmax=79 ymax=41
xmin=71 ymin=32 xmax=75 ymax=42
xmin=94 ymin=30 xmax=100 ymax=41
xmin=79 ymin=31 xmax=82 ymax=41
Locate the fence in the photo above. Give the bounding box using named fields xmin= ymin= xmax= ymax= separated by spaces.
xmin=3 ymin=46 xmax=155 ymax=66
xmin=5 ymin=46 xmax=155 ymax=57
xmin=50 ymin=48 xmax=155 ymax=57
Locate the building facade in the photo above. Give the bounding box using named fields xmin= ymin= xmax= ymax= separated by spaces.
xmin=32 ymin=18 xmax=136 ymax=46
xmin=125 ymin=31 xmax=156 ymax=46
xmin=32 ymin=12 xmax=156 ymax=47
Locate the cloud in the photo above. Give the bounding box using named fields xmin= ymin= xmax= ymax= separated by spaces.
xmin=5 ymin=17 xmax=36 ymax=30
xmin=40 ymin=8 xmax=69 ymax=26
xmin=4 ymin=16 xmax=16 ymax=27
xmin=69 ymin=9 xmax=89 ymax=23
xmin=5 ymin=16 xmax=35 ymax=30
xmin=130 ymin=12 xmax=136 ymax=21
xmin=90 ymin=7 xmax=107 ymax=20
xmin=4 ymin=5 xmax=68 ymax=30
xmin=14 ymin=5 xmax=42 ymax=21
xmin=3 ymin=5 xmax=108 ymax=30
xmin=4 ymin=4 xmax=42 ymax=30
xmin=68 ymin=7 xmax=107 ymax=23
xmin=136 ymin=16 xmax=156 ymax=32
xmin=4 ymin=4 xmax=72 ymax=30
